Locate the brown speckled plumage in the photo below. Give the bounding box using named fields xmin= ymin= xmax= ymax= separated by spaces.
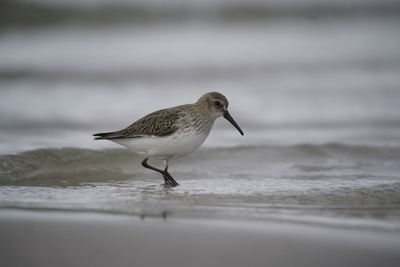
xmin=94 ymin=105 xmax=187 ymax=139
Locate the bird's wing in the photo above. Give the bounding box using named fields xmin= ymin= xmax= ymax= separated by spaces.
xmin=93 ymin=106 xmax=183 ymax=140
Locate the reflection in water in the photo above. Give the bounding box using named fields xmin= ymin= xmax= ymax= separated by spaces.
xmin=139 ymin=211 xmax=170 ymax=221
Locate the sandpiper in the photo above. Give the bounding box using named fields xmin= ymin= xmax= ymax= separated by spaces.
xmin=93 ymin=92 xmax=244 ymax=186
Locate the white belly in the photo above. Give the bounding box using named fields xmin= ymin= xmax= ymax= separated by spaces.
xmin=111 ymin=128 xmax=210 ymax=160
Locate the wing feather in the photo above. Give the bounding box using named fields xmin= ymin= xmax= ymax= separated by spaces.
xmin=93 ymin=105 xmax=185 ymax=140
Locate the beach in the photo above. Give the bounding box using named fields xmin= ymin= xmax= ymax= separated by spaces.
xmin=1 ymin=209 xmax=400 ymax=267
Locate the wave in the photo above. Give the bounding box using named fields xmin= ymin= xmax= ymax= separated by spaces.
xmin=0 ymin=148 xmax=135 ymax=186
xmin=248 ymin=181 xmax=400 ymax=206
xmin=1 ymin=143 xmax=399 ymax=186
xmin=207 ymin=143 xmax=400 ymax=162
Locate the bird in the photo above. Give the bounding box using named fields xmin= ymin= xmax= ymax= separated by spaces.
xmin=93 ymin=92 xmax=244 ymax=186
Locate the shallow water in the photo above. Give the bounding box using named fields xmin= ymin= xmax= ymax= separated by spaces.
xmin=1 ymin=0 xmax=400 ymax=236
xmin=1 ymin=145 xmax=399 ymax=234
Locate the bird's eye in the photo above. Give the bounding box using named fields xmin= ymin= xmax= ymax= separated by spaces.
xmin=214 ymin=101 xmax=222 ymax=107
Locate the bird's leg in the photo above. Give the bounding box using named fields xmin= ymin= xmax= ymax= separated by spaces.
xmin=163 ymin=160 xmax=179 ymax=187
xmin=141 ymin=158 xmax=179 ymax=187
xmin=163 ymin=161 xmax=170 ymax=185
xmin=141 ymin=158 xmax=170 ymax=185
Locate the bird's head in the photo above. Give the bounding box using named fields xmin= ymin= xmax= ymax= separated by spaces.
xmin=197 ymin=92 xmax=244 ymax=136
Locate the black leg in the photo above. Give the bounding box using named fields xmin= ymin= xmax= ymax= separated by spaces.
xmin=163 ymin=163 xmax=179 ymax=186
xmin=141 ymin=158 xmax=169 ymax=184
xmin=156 ymin=160 xmax=179 ymax=186
xmin=162 ymin=164 xmax=170 ymax=185
xmin=164 ymin=172 xmax=179 ymax=187
xmin=141 ymin=158 xmax=179 ymax=186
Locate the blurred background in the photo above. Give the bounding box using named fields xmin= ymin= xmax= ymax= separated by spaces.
xmin=1 ymin=0 xmax=400 ymax=153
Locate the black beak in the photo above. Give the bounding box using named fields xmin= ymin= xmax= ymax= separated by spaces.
xmin=223 ymin=111 xmax=244 ymax=136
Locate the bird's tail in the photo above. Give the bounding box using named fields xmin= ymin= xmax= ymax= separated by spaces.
xmin=93 ymin=132 xmax=117 ymax=140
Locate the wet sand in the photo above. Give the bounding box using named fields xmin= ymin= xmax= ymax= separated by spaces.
xmin=1 ymin=209 xmax=399 ymax=267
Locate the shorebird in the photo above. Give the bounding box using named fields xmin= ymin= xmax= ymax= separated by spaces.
xmin=93 ymin=92 xmax=244 ymax=186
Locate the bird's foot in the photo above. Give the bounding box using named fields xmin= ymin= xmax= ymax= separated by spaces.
xmin=163 ymin=173 xmax=179 ymax=187
xmin=161 ymin=182 xmax=175 ymax=187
